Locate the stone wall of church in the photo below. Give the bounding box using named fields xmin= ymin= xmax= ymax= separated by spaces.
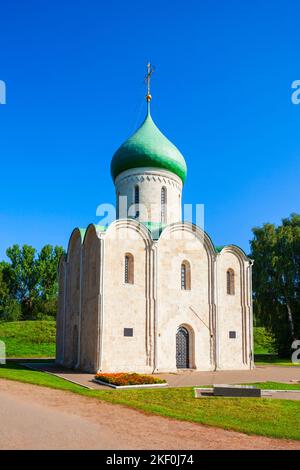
xmin=216 ymin=248 xmax=253 ymax=370
xmin=155 ymin=226 xmax=214 ymax=372
xmin=79 ymin=227 xmax=102 ymax=372
xmin=115 ymin=167 xmax=182 ymax=225
xmin=57 ymin=221 xmax=253 ymax=374
xmin=100 ymin=221 xmax=153 ymax=373
xmin=63 ymin=231 xmax=82 ymax=369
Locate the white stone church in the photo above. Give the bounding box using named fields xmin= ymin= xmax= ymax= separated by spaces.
xmin=56 ymin=79 xmax=254 ymax=373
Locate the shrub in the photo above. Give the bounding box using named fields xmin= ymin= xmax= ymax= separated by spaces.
xmin=0 ymin=299 xmax=22 ymax=322
xmin=254 ymin=326 xmax=276 ymax=354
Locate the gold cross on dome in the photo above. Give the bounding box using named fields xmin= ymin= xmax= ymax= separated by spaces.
xmin=144 ymin=62 xmax=155 ymax=102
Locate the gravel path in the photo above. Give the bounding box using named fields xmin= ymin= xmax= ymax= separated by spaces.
xmin=0 ymin=379 xmax=299 ymax=450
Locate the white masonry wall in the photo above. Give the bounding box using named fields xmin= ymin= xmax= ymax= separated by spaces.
xmin=57 ymin=223 xmax=253 ymax=373
xmin=100 ymin=220 xmax=153 ymax=373
xmin=115 ymin=167 xmax=183 ymax=225
xmin=216 ymin=247 xmax=253 ymax=370
xmin=155 ymin=225 xmax=214 ymax=372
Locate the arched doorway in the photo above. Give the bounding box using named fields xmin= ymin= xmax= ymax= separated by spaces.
xmin=176 ymin=326 xmax=190 ymax=368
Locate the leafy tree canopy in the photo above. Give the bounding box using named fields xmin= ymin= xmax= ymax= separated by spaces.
xmin=250 ymin=213 xmax=300 ymax=357
xmin=0 ymin=244 xmax=65 ymax=321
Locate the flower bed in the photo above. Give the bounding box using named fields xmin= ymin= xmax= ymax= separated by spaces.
xmin=94 ymin=372 xmax=167 ymax=387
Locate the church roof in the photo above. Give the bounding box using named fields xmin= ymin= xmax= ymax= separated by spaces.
xmin=141 ymin=221 xmax=166 ymax=239
xmin=110 ymin=106 xmax=187 ymax=183
xmin=69 ymin=223 xmax=249 ymax=259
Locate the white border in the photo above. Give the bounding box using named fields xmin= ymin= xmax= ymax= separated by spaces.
xmin=93 ymin=378 xmax=168 ymax=390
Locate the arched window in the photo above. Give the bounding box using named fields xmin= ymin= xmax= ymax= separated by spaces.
xmin=181 ymin=260 xmax=191 ymax=290
xmin=134 ymin=185 xmax=139 ymax=204
xmin=134 ymin=185 xmax=139 ymax=218
xmin=124 ymin=253 xmax=134 ymax=284
xmin=227 ymin=268 xmax=235 ymax=295
xmin=161 ymin=186 xmax=167 ymax=223
xmin=116 ymin=191 xmax=120 ymax=219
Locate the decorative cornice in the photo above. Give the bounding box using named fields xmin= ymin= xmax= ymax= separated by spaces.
xmin=115 ymin=167 xmax=182 ymax=191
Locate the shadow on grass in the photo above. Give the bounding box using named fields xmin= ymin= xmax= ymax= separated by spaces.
xmin=5 ymin=358 xmax=55 ymax=365
xmin=255 ymin=354 xmax=279 ymax=362
xmin=2 ymin=359 xmax=93 ymax=378
xmin=254 ymin=354 xmax=299 ymax=366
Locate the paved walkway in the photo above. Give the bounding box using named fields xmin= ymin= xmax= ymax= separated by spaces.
xmin=1 ymin=379 xmax=300 ymax=450
xmin=161 ymin=366 xmax=300 ymax=387
xmin=21 ymin=362 xmax=300 ymax=390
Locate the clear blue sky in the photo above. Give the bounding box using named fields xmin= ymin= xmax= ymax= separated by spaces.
xmin=1 ymin=0 xmax=300 ymax=260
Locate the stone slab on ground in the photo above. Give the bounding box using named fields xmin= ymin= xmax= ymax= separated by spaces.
xmin=160 ymin=366 xmax=300 ymax=388
xmin=194 ymin=387 xmax=300 ymax=401
xmin=213 ymin=384 xmax=261 ymax=397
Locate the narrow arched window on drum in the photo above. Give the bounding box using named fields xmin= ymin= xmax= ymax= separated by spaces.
xmin=181 ymin=260 xmax=191 ymax=290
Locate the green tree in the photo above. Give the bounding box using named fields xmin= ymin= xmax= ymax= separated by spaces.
xmin=5 ymin=245 xmax=39 ymax=318
xmin=2 ymin=244 xmax=65 ymax=320
xmin=37 ymin=245 xmax=64 ymax=300
xmin=35 ymin=245 xmax=65 ymax=318
xmin=250 ymin=213 xmax=300 ymax=357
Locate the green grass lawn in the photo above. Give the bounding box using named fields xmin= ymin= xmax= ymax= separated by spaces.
xmin=0 ymin=320 xmax=56 ymax=358
xmin=1 ymin=362 xmax=300 ymax=441
xmin=251 ymin=381 xmax=300 ymax=390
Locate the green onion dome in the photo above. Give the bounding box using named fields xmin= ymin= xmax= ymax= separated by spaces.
xmin=111 ymin=107 xmax=187 ymax=183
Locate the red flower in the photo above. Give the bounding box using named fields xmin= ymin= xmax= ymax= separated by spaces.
xmin=95 ymin=372 xmax=166 ymax=386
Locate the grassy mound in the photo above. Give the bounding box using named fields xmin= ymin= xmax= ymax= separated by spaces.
xmin=0 ymin=320 xmax=56 ymax=358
